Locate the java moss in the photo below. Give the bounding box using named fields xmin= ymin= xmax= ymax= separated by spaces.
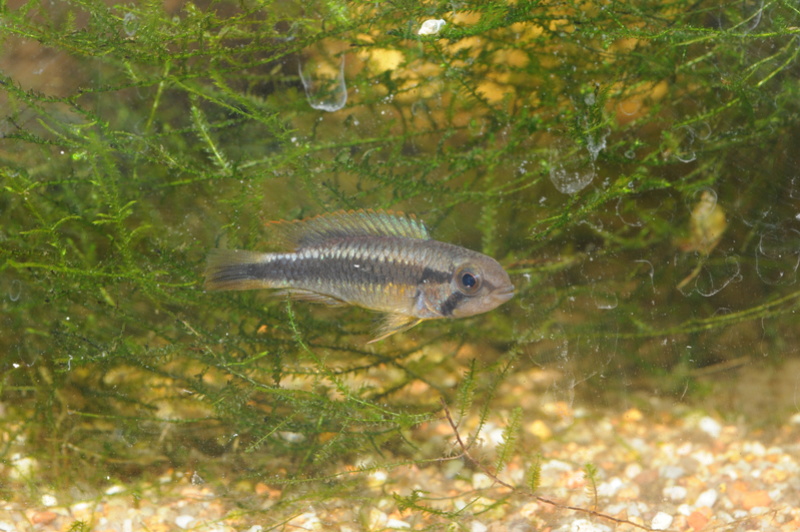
xmin=1 ymin=0 xmax=799 ymax=511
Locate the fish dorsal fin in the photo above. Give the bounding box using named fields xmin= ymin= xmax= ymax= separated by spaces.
xmin=270 ymin=209 xmax=430 ymax=249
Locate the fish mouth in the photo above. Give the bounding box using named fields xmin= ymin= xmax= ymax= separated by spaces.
xmin=494 ymin=285 xmax=515 ymax=303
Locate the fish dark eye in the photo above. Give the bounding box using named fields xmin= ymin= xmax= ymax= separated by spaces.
xmin=455 ymin=267 xmax=482 ymax=294
xmin=462 ymin=273 xmax=476 ymax=288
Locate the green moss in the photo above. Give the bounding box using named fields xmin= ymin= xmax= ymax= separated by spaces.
xmin=1 ymin=0 xmax=799 ymax=523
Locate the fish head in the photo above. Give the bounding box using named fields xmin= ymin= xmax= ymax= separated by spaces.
xmin=439 ymin=255 xmax=515 ymax=318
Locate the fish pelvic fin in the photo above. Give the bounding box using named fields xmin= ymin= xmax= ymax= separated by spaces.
xmin=368 ymin=314 xmax=424 ymax=344
xmin=204 ymin=249 xmax=274 ymax=291
xmin=269 ymin=209 xmax=430 ymax=250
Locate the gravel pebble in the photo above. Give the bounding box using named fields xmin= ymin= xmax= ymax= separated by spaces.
xmin=650 ymin=511 xmax=673 ymax=530
xmin=2 ymin=369 xmax=799 ymax=531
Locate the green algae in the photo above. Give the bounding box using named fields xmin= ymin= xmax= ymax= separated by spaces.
xmin=1 ymin=0 xmax=799 ymax=523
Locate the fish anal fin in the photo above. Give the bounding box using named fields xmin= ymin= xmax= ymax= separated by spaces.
xmin=275 ymin=289 xmax=348 ymax=307
xmin=368 ymin=314 xmax=424 ymax=344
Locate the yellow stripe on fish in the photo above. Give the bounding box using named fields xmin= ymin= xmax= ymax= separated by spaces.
xmin=205 ymin=210 xmax=514 ymax=343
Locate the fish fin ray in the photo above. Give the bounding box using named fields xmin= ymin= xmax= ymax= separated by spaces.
xmin=368 ymin=314 xmax=424 ymax=344
xmin=268 ymin=209 xmax=430 ymax=249
xmin=274 ymin=289 xmax=348 ymax=307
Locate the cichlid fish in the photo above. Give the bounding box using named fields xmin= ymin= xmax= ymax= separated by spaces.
xmin=205 ymin=210 xmax=514 ymax=343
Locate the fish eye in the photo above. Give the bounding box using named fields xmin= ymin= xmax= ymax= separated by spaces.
xmin=455 ymin=267 xmax=482 ymax=295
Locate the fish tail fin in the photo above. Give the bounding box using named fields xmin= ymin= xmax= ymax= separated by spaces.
xmin=204 ymin=249 xmax=275 ymax=291
xmin=368 ymin=314 xmax=424 ymax=344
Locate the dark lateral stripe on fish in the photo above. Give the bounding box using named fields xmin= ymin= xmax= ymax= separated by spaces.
xmin=209 ymin=254 xmax=453 ymax=289
xmin=439 ymin=291 xmax=466 ymax=317
xmin=419 ymin=267 xmax=452 ymax=284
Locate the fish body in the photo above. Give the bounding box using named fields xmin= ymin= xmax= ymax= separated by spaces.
xmin=205 ymin=210 xmax=514 ymax=342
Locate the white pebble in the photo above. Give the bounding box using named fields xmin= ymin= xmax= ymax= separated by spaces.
xmin=597 ymin=477 xmax=623 ymax=497
xmin=698 ymin=416 xmax=722 ymax=438
xmin=9 ymin=455 xmax=38 ymax=479
xmin=663 ymin=485 xmax=687 ymax=502
xmin=0 ymin=521 xmax=16 ymax=532
xmin=743 ymin=441 xmax=766 ymax=456
xmin=366 ymin=509 xmax=387 ymax=529
xmin=677 ymin=503 xmax=693 ymax=516
xmin=651 ymin=512 xmax=673 ymax=530
xmin=472 ymin=472 xmax=493 ymax=489
xmin=175 ymin=515 xmax=195 ymax=529
xmin=567 ymin=519 xmax=611 ymax=531
xmin=624 ymin=463 xmax=642 ymax=479
xmin=691 ymin=449 xmax=715 ymax=466
xmin=41 ymin=494 xmax=58 ymax=507
xmin=471 ymin=522 xmax=488 ymax=532
xmin=695 ymin=488 xmax=718 ymax=508
xmin=105 ymin=485 xmax=126 ymax=495
xmin=660 ymin=465 xmax=685 ymax=480
xmin=418 ymin=19 xmax=446 ymax=35
xmin=386 ymin=518 xmax=411 ymax=529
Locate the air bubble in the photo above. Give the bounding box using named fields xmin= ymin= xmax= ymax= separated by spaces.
xmin=123 ymin=12 xmax=139 ymax=37
xmin=9 ymin=279 xmax=21 ymax=302
xmin=548 ymin=138 xmax=597 ymax=194
xmin=616 ymin=197 xmax=643 ymax=227
xmin=789 ymin=177 xmax=800 ymax=200
xmin=592 ymin=290 xmax=618 ymax=310
xmin=678 ymin=256 xmax=742 ymax=297
xmin=755 ymin=228 xmax=800 ymax=286
xmin=672 ymin=126 xmax=697 ymax=163
xmin=586 ymin=129 xmax=608 ymax=162
xmin=549 ymin=165 xmax=595 ymax=194
xmin=298 ymin=53 xmax=347 ymax=112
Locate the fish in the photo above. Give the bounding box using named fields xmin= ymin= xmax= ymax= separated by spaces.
xmin=204 ymin=209 xmax=514 ymax=343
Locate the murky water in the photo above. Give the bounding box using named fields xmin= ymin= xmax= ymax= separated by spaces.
xmin=1 ymin=0 xmax=799 ymax=527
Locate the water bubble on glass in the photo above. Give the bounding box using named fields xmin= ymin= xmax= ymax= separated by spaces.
xmin=673 ymin=126 xmax=697 ymax=163
xmin=9 ymin=279 xmax=21 ymax=301
xmin=593 ymin=291 xmax=619 ymax=310
xmin=298 ymin=54 xmax=347 ymax=112
xmin=549 ymin=165 xmax=595 ymax=194
xmin=633 ymin=260 xmax=655 ymax=291
xmin=123 ymin=12 xmax=139 ymax=37
xmin=586 ymin=129 xmax=608 ymax=162
xmin=790 ymin=177 xmax=800 ymax=199
xmin=678 ymin=256 xmax=742 ymax=297
xmin=755 ymin=228 xmax=800 ymax=286
xmin=549 ymin=138 xmax=597 ymax=194
xmin=616 ymin=198 xmax=643 ymax=227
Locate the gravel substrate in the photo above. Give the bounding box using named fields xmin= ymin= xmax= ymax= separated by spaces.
xmin=2 ymin=369 xmax=800 ymax=531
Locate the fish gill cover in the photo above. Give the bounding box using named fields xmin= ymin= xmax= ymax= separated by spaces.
xmin=1 ymin=0 xmax=799 ymax=524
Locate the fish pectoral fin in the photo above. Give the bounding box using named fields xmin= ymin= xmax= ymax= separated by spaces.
xmin=368 ymin=314 xmax=424 ymax=344
xmin=274 ymin=289 xmax=348 ymax=307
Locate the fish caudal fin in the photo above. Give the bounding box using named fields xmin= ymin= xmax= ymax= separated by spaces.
xmin=204 ymin=249 xmax=275 ymax=291
xmin=368 ymin=314 xmax=424 ymax=344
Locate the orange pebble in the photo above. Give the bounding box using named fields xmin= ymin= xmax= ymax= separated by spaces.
xmin=31 ymin=511 xmax=58 ymax=525
xmin=741 ymin=490 xmax=771 ymax=510
xmin=687 ymin=508 xmax=711 ymax=531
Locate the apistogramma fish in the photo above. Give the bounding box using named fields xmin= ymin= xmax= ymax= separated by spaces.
xmin=205 ymin=210 xmax=514 ymax=342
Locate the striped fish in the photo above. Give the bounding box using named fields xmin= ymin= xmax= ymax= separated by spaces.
xmin=205 ymin=210 xmax=514 ymax=343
